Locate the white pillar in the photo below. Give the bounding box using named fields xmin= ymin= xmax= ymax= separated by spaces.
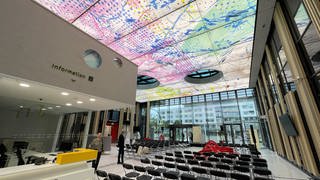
xmin=51 ymin=114 xmax=64 ymax=152
xmin=82 ymin=111 xmax=92 ymax=148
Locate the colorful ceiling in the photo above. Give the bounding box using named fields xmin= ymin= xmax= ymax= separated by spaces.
xmin=35 ymin=0 xmax=257 ymax=102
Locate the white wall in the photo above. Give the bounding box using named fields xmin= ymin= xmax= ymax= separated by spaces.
xmin=0 ymin=108 xmax=60 ymax=152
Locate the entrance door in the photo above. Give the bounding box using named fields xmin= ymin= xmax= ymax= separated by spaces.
xmin=224 ymin=124 xmax=244 ymax=145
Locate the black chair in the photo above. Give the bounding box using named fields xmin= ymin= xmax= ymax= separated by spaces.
xmin=253 ymin=168 xmax=272 ymax=176
xmin=221 ymin=158 xmax=233 ymax=164
xmin=123 ymin=163 xmax=140 ymax=178
xmin=195 ymin=156 xmax=206 ymax=161
xmin=147 ymin=169 xmax=162 ymax=179
xmin=191 ymin=167 xmax=207 ymax=175
xmin=230 ymin=173 xmax=250 ymax=180
xmin=155 ymin=155 xmax=164 ymax=160
xmin=185 ymin=155 xmax=194 ymax=160
xmin=253 ymin=158 xmax=267 ymax=163
xmin=165 ymin=157 xmax=175 ymax=162
xmin=209 ymin=170 xmax=227 ymax=178
xmin=216 ymin=164 xmax=231 ymax=171
xmin=240 ymin=154 xmax=251 ymax=158
xmin=177 ymin=165 xmax=190 ymax=172
xmin=184 ymin=151 xmax=192 ymax=154
xmin=134 ymin=166 xmax=147 ymax=173
xmin=151 ymin=160 xmax=166 ymax=173
xmin=214 ymin=153 xmax=224 ymax=158
xmin=235 ymin=160 xmax=249 ymax=166
xmin=208 ymin=157 xmax=219 ymax=162
xmin=203 ymin=152 xmax=212 ymax=157
xmin=225 ymin=154 xmax=237 ymax=159
xmin=175 ymin=154 xmax=184 ymax=158
xmin=109 ymin=173 xmax=122 ymax=180
xmin=181 ymin=173 xmax=196 ymax=180
xmin=188 ymin=159 xmax=199 ymax=166
xmin=174 ymin=151 xmax=182 ymax=155
xmin=164 ymin=162 xmax=175 ymax=169
xmin=200 ymin=161 xmax=213 ymax=168
xmin=175 ymin=158 xmax=186 ymax=164
xmin=163 ymin=171 xmax=179 ymax=179
xmin=193 ymin=152 xmax=201 ymax=156
xmin=233 ymin=165 xmax=250 ymax=173
xmin=96 ymin=170 xmax=108 ymax=177
xmin=253 ymin=162 xmax=268 ymax=168
xmin=239 ymin=157 xmax=251 ymax=162
xmin=166 ymin=152 xmax=174 ymax=157
xmin=137 ymin=174 xmax=152 ymax=180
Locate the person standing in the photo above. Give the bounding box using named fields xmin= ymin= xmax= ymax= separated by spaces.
xmin=90 ymin=132 xmax=103 ymax=170
xmin=117 ymin=131 xmax=125 ymax=164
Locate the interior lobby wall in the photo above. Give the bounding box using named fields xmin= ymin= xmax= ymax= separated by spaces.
xmin=0 ymin=109 xmax=60 ymax=152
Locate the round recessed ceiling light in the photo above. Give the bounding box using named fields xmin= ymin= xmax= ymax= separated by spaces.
xmin=61 ymin=92 xmax=69 ymax=96
xmin=76 ymin=101 xmax=83 ymax=104
xmin=66 ymin=103 xmax=72 ymax=106
xmin=55 ymin=105 xmax=61 ymax=108
xmin=89 ymin=98 xmax=96 ymax=102
xmin=19 ymin=105 xmax=24 ymax=108
xmin=41 ymin=108 xmax=47 ymax=110
xmin=19 ymin=83 xmax=30 ymax=87
xmin=48 ymin=107 xmax=53 ymax=109
xmin=83 ymin=49 xmax=102 ymax=69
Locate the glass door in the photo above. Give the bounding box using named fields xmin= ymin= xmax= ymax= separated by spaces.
xmin=224 ymin=124 xmax=244 ymax=145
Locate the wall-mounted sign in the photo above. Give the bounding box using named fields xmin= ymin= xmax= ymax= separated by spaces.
xmin=51 ymin=64 xmax=94 ymax=82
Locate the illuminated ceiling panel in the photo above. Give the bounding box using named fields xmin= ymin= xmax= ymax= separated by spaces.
xmin=35 ymin=0 xmax=257 ymax=102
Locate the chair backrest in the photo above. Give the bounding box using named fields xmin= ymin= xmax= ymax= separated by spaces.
xmin=108 ymin=173 xmax=122 ymax=180
xmin=253 ymin=162 xmax=268 ymax=168
xmin=175 ymin=154 xmax=184 ymax=158
xmin=184 ymin=151 xmax=192 ymax=154
xmin=175 ymin=158 xmax=186 ymax=164
xmin=141 ymin=158 xmax=150 ymax=164
xmin=180 ymin=173 xmax=196 ymax=180
xmin=235 ymin=160 xmax=249 ymax=166
xmin=184 ymin=155 xmax=194 ymax=159
xmin=253 ymin=158 xmax=267 ymax=163
xmin=177 ymin=165 xmax=190 ymax=172
xmin=193 ymin=152 xmax=201 ymax=156
xmin=221 ymin=158 xmax=233 ymax=164
xmin=166 ymin=152 xmax=174 ymax=156
xmin=188 ymin=159 xmax=199 ymax=165
xmin=230 ymin=173 xmax=250 ymax=180
xmin=191 ymin=167 xmax=207 ymax=174
xmin=200 ymin=161 xmax=213 ymax=168
xmin=253 ymin=168 xmax=272 ymax=176
xmin=151 ymin=160 xmax=163 ymax=166
xmin=195 ymin=156 xmax=206 ymax=161
xmin=239 ymin=157 xmax=251 ymax=162
xmin=134 ymin=165 xmax=146 ymax=172
xmin=164 ymin=162 xmax=175 ymax=169
xmin=147 ymin=169 xmax=161 ymax=177
xmin=216 ymin=164 xmax=230 ymax=170
xmin=209 ymin=170 xmax=227 ymax=177
xmin=208 ymin=157 xmax=219 ymax=162
xmin=163 ymin=172 xmax=179 ymax=179
xmin=96 ymin=170 xmax=108 ymax=177
xmin=233 ymin=165 xmax=250 ymax=173
xmin=123 ymin=163 xmax=133 ymax=170
xmin=165 ymin=157 xmax=175 ymax=162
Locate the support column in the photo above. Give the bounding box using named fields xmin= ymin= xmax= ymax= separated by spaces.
xmin=82 ymin=111 xmax=92 ymax=148
xmin=265 ymin=46 xmax=301 ymax=166
xmin=146 ymin=101 xmax=150 ymax=138
xmin=129 ymin=107 xmax=135 ymax=141
xmin=274 ymin=2 xmax=320 ymax=158
xmin=260 ymin=66 xmax=286 ymax=156
xmin=93 ymin=111 xmax=100 ymax=134
xmin=135 ymin=103 xmax=140 ymax=127
xmin=304 ymin=0 xmax=320 ymax=37
xmin=257 ymin=78 xmax=278 ymax=153
xmin=51 ymin=114 xmax=64 ymax=152
xmin=118 ymin=109 xmax=124 ymax=137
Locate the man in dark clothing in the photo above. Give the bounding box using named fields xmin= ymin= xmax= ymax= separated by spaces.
xmin=117 ymin=131 xmax=125 ymax=164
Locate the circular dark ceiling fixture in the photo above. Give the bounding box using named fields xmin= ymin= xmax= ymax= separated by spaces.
xmin=137 ymin=75 xmax=160 ymax=89
xmin=185 ymin=69 xmax=223 ymax=84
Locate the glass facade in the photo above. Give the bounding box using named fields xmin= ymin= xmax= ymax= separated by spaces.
xmin=149 ymin=88 xmax=262 ymax=145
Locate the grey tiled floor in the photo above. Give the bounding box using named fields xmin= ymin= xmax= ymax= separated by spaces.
xmin=97 ymin=145 xmax=310 ymax=180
